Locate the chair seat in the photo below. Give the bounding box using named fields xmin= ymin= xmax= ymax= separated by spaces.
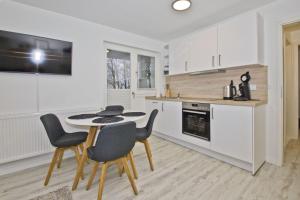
xmin=135 ymin=128 xmax=148 ymax=141
xmin=53 ymin=132 xmax=88 ymax=148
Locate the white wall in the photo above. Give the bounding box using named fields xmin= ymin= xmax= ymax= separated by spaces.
xmin=0 ymin=0 xmax=164 ymax=115
xmin=258 ymin=0 xmax=300 ymax=165
xmin=0 ymin=0 xmax=164 ymax=173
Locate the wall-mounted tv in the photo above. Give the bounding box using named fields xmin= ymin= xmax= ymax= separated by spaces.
xmin=0 ymin=30 xmax=72 ymax=75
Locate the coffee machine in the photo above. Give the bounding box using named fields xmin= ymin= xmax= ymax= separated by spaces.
xmin=233 ymin=72 xmax=251 ymax=101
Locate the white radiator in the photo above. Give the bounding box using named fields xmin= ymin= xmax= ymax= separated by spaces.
xmin=0 ymin=108 xmax=97 ymax=164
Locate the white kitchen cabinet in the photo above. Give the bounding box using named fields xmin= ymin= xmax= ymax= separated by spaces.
xmin=145 ymin=100 xmax=182 ymax=138
xmin=210 ymin=104 xmax=252 ymax=162
xmin=168 ymin=11 xmax=264 ymax=75
xmin=189 ymin=26 xmax=218 ymax=72
xmin=146 ymin=99 xmax=265 ymax=174
xmin=145 ymin=100 xmax=162 ymax=132
xmin=159 ymin=101 xmax=182 ymax=138
xmin=217 ymin=12 xmax=263 ymax=69
xmin=169 ymin=37 xmax=190 ymax=75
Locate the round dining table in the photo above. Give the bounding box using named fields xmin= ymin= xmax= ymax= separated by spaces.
xmin=65 ymin=112 xmax=146 ymax=191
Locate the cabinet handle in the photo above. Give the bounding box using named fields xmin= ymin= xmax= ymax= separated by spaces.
xmin=218 ymin=54 xmax=221 ymax=66
xmin=162 ymin=103 xmax=164 ymax=112
xmin=212 ymin=56 xmax=215 ymax=67
xmin=185 ymin=61 xmax=188 ymax=71
xmin=211 ymin=107 xmax=214 ymax=119
xmin=152 ymin=102 xmax=158 ymax=104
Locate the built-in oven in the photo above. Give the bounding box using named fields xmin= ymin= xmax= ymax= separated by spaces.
xmin=182 ymin=102 xmax=210 ymax=141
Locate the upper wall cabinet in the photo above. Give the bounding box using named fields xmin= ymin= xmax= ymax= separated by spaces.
xmin=169 ymin=37 xmax=190 ymax=75
xmin=189 ymin=26 xmax=218 ymax=72
xmin=217 ymin=12 xmax=264 ymax=69
xmin=168 ymin=12 xmax=264 ymax=75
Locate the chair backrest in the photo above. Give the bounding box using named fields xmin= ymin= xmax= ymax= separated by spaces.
xmin=40 ymin=113 xmax=66 ymax=146
xmin=93 ymin=122 xmax=136 ymax=161
xmin=105 ymin=105 xmax=125 ymax=112
xmin=145 ymin=109 xmax=159 ymax=138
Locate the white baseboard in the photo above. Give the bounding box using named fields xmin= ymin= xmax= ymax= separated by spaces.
xmin=0 ymin=151 xmax=74 ymax=176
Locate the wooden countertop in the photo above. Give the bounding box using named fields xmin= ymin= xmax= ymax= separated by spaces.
xmin=145 ymin=96 xmax=267 ymax=107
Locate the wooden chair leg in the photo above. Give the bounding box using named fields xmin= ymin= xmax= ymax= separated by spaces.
xmin=128 ymin=151 xmax=138 ymax=179
xmin=79 ymin=143 xmax=91 ymax=164
xmin=97 ymin=162 xmax=108 ymax=200
xmin=121 ymin=157 xmax=138 ymax=195
xmin=117 ymin=160 xmax=124 ymax=177
xmin=44 ymin=148 xmax=61 ymax=186
xmin=86 ymin=162 xmax=99 ymax=190
xmin=73 ymin=146 xmax=84 ymax=180
xmin=74 ymin=146 xmax=81 ymax=164
xmin=57 ymin=149 xmax=64 ymax=169
xmin=79 ymin=143 xmax=84 ymax=154
xmin=143 ymin=139 xmax=154 ymax=171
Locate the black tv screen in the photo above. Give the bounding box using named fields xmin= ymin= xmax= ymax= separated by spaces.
xmin=0 ymin=30 xmax=72 ymax=75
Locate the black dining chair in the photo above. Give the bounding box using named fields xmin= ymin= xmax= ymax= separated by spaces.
xmin=86 ymin=122 xmax=138 ymax=200
xmin=40 ymin=113 xmax=88 ymax=186
xmin=105 ymin=105 xmax=124 ymax=112
xmin=134 ymin=109 xmax=158 ymax=171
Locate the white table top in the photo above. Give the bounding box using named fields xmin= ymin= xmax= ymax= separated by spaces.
xmin=65 ymin=112 xmax=146 ymax=127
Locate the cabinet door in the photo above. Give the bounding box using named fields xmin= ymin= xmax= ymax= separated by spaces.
xmin=211 ymin=104 xmax=252 ymax=162
xmin=218 ymin=12 xmax=258 ymax=68
xmin=145 ymin=100 xmax=162 ymax=132
xmin=159 ymin=101 xmax=182 ymax=138
xmin=189 ymin=26 xmax=218 ymax=72
xmin=169 ymin=38 xmax=190 ymax=75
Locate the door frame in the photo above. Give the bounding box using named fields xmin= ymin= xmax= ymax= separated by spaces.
xmin=103 ymin=42 xmax=161 ymax=109
xmin=279 ymin=17 xmax=300 ymax=166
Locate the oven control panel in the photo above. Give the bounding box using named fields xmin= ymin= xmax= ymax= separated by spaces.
xmin=182 ymin=102 xmax=210 ymax=111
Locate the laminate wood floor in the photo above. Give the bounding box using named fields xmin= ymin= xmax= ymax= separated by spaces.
xmin=1 ymin=136 xmax=300 ymax=200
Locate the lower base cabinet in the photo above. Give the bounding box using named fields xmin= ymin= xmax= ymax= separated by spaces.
xmin=145 ymin=100 xmax=182 ymax=138
xmin=146 ymin=99 xmax=266 ymax=174
xmin=210 ymin=105 xmax=253 ymax=162
xmin=210 ymin=104 xmax=266 ymax=173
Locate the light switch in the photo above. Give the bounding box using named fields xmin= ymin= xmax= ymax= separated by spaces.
xmin=250 ymin=84 xmax=257 ymax=91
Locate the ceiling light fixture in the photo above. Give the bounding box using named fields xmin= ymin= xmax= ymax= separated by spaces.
xmin=172 ymin=0 xmax=191 ymax=11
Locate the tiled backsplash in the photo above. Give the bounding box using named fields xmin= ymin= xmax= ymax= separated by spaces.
xmin=165 ymin=65 xmax=268 ymax=100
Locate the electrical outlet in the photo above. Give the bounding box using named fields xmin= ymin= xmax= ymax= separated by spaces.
xmin=250 ymin=84 xmax=257 ymax=91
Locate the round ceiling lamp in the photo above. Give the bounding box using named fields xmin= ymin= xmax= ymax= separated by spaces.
xmin=172 ymin=0 xmax=191 ymax=11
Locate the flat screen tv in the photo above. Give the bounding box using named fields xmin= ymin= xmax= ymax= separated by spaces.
xmin=0 ymin=30 xmax=72 ymax=75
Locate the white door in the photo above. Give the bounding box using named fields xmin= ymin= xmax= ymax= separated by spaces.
xmin=284 ymin=43 xmax=299 ymax=146
xmin=105 ymin=43 xmax=160 ymax=114
xmin=218 ymin=12 xmax=258 ymax=68
xmin=131 ymin=50 xmax=160 ymax=112
xmin=211 ymin=104 xmax=252 ymax=162
xmin=189 ymin=26 xmax=218 ymax=72
xmin=169 ymin=37 xmax=190 ymax=75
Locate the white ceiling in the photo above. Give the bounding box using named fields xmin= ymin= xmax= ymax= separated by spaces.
xmin=11 ymin=0 xmax=276 ymax=41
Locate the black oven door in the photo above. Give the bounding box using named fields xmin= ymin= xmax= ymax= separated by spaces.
xmin=182 ymin=109 xmax=210 ymax=141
